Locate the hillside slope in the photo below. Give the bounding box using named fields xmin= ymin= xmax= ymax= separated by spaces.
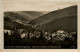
xmin=37 ymin=15 xmax=77 ymax=33
xmin=4 ymin=12 xmax=30 ymax=24
xmin=30 ymin=5 xmax=77 ymax=25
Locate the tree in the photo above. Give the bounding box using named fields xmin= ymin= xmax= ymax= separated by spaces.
xmin=40 ymin=30 xmax=44 ymax=40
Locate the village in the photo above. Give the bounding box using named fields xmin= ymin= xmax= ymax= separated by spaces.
xmin=4 ymin=25 xmax=77 ymax=47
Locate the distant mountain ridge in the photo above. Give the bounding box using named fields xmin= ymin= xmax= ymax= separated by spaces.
xmin=4 ymin=11 xmax=46 ymax=24
xmin=4 ymin=11 xmax=47 ymax=30
xmin=12 ymin=11 xmax=45 ymax=20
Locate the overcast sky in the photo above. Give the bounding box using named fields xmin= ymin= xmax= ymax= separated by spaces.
xmin=3 ymin=0 xmax=77 ymax=12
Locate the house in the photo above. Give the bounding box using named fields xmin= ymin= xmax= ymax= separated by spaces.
xmin=4 ymin=29 xmax=12 ymax=35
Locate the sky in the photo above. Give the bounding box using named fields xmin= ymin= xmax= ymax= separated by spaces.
xmin=3 ymin=0 xmax=77 ymax=12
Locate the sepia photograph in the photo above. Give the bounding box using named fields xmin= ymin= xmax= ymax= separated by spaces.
xmin=3 ymin=0 xmax=77 ymax=49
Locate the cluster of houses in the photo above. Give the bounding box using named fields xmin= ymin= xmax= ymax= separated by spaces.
xmin=4 ymin=28 xmax=76 ymax=42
